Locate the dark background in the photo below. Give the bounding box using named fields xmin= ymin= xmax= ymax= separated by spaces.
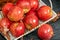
xmin=0 ymin=0 xmax=60 ymax=40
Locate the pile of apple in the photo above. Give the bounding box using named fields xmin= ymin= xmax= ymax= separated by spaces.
xmin=0 ymin=0 xmax=54 ymax=40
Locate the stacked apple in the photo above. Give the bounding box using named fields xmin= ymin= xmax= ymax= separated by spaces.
xmin=0 ymin=0 xmax=53 ymax=39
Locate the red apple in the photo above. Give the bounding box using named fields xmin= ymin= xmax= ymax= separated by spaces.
xmin=38 ymin=6 xmax=52 ymax=21
xmin=0 ymin=17 xmax=11 ymax=28
xmin=23 ymin=11 xmax=39 ymax=30
xmin=2 ymin=3 xmax=14 ymax=16
xmin=38 ymin=24 xmax=54 ymax=39
xmin=7 ymin=6 xmax=24 ymax=21
xmin=29 ymin=0 xmax=39 ymax=10
xmin=16 ymin=0 xmax=31 ymax=13
xmin=26 ymin=10 xmax=36 ymax=16
xmin=9 ymin=21 xmax=25 ymax=37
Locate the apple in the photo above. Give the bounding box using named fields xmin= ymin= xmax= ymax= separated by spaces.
xmin=0 ymin=17 xmax=11 ymax=28
xmin=38 ymin=6 xmax=52 ymax=21
xmin=2 ymin=3 xmax=14 ymax=16
xmin=7 ymin=6 xmax=24 ymax=21
xmin=16 ymin=0 xmax=31 ymax=13
xmin=23 ymin=11 xmax=39 ymax=30
xmin=38 ymin=24 xmax=54 ymax=39
xmin=26 ymin=10 xmax=37 ymax=16
xmin=29 ymin=0 xmax=39 ymax=10
xmin=9 ymin=21 xmax=25 ymax=37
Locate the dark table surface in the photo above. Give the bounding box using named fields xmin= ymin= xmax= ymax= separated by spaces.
xmin=0 ymin=0 xmax=60 ymax=40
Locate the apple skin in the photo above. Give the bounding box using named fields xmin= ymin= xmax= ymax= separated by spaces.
xmin=16 ymin=0 xmax=31 ymax=13
xmin=29 ymin=0 xmax=39 ymax=10
xmin=38 ymin=6 xmax=52 ymax=21
xmin=23 ymin=11 xmax=39 ymax=30
xmin=2 ymin=3 xmax=14 ymax=17
xmin=7 ymin=6 xmax=24 ymax=22
xmin=0 ymin=17 xmax=11 ymax=28
xmin=9 ymin=21 xmax=25 ymax=37
xmin=26 ymin=10 xmax=37 ymax=16
xmin=38 ymin=24 xmax=54 ymax=40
